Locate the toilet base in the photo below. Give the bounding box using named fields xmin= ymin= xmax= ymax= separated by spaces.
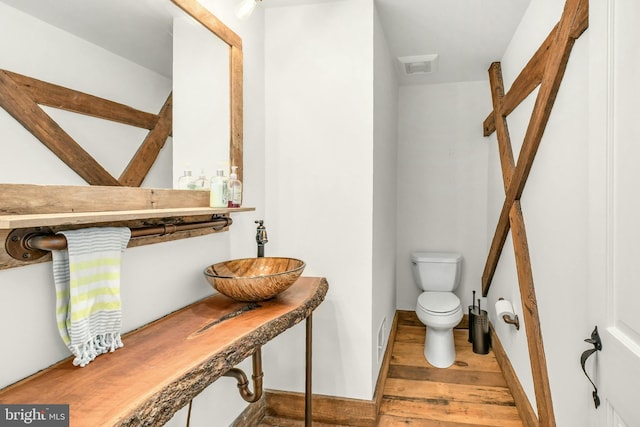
xmin=424 ymin=325 xmax=457 ymax=368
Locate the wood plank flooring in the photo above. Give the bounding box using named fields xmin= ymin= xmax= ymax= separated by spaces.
xmin=378 ymin=311 xmax=523 ymax=427
xmin=260 ymin=311 xmax=523 ymax=426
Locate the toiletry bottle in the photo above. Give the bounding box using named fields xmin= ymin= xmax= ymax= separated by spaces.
xmin=210 ymin=169 xmax=228 ymax=208
xmin=177 ymin=168 xmax=195 ymax=190
xmin=193 ymin=169 xmax=210 ymax=190
xmin=227 ymin=166 xmax=242 ymax=208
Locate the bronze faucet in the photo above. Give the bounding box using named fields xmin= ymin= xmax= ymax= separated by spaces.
xmin=255 ymin=220 xmax=268 ymax=257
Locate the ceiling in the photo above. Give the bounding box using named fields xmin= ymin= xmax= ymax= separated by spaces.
xmin=264 ymin=0 xmax=531 ymax=84
xmin=0 ymin=0 xmax=530 ymax=85
xmin=375 ymin=0 xmax=531 ymax=85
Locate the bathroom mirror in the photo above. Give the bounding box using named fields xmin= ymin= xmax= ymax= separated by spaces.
xmin=0 ymin=0 xmax=242 ymax=188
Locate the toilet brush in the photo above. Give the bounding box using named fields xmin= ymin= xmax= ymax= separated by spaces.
xmin=468 ymin=291 xmax=476 ymax=343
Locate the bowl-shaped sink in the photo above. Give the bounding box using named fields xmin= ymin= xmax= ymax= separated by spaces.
xmin=204 ymin=257 xmax=306 ymax=302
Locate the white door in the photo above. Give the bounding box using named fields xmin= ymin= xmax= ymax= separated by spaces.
xmin=588 ymin=0 xmax=640 ymax=426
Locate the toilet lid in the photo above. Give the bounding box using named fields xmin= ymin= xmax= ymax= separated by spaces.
xmin=417 ymin=292 xmax=460 ymax=314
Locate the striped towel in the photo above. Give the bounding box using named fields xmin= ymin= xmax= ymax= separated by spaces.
xmin=51 ymin=227 xmax=131 ymax=367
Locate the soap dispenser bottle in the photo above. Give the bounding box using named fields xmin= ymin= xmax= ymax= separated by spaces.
xmin=177 ymin=167 xmax=195 ymax=190
xmin=193 ymin=169 xmax=210 ymax=190
xmin=210 ymin=169 xmax=228 ymax=208
xmin=227 ymin=166 xmax=242 ymax=208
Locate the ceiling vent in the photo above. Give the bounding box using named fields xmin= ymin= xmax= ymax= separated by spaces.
xmin=397 ymin=54 xmax=439 ymax=76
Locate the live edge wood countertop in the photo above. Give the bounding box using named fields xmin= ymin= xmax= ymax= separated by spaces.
xmin=0 ymin=276 xmax=329 ymax=426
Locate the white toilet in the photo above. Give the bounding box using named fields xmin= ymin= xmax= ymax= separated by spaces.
xmin=412 ymin=251 xmax=463 ymax=368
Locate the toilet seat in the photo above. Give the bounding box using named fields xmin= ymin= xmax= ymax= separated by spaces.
xmin=417 ymin=292 xmax=461 ymax=315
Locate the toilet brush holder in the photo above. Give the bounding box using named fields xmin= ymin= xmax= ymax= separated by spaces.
xmin=472 ymin=309 xmax=490 ymax=355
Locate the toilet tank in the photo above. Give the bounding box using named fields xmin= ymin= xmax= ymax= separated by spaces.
xmin=411 ymin=252 xmax=462 ymax=292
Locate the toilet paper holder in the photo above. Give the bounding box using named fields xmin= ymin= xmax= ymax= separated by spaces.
xmin=498 ymin=298 xmax=520 ymax=330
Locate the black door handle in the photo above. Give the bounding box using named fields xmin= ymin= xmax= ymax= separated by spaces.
xmin=580 ymin=326 xmax=602 ymax=409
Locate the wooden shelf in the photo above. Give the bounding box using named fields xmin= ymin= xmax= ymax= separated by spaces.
xmin=0 ymin=207 xmax=255 ymax=229
xmin=0 ymin=184 xmax=257 ymax=270
xmin=0 ymin=277 xmax=329 ymax=427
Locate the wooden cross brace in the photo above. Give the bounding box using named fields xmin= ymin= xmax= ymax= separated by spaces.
xmin=0 ymin=69 xmax=172 ymax=187
xmin=483 ymin=0 xmax=588 ymax=425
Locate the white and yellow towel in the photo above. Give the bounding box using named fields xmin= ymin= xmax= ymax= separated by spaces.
xmin=52 ymin=227 xmax=131 ymax=367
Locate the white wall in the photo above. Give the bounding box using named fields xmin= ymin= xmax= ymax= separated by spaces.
xmin=485 ymin=0 xmax=591 ymax=424
xmin=0 ymin=1 xmax=266 ymax=426
xmin=396 ymin=81 xmax=490 ymax=311
xmin=264 ymin=0 xmax=377 ymax=400
xmin=372 ymin=5 xmax=398 ymax=383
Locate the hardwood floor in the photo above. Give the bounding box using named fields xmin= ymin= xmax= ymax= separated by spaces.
xmin=378 ymin=311 xmax=523 ymax=427
xmin=259 ymin=311 xmax=523 ymax=426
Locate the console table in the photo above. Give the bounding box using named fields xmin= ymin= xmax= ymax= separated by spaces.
xmin=0 ymin=276 xmax=328 ymax=426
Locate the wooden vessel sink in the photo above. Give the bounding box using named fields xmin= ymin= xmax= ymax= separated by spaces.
xmin=204 ymin=257 xmax=306 ymax=302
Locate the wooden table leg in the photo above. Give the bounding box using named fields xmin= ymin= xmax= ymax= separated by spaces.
xmin=305 ymin=314 xmax=312 ymax=426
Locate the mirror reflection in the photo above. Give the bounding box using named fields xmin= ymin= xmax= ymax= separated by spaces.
xmin=0 ymin=0 xmax=230 ymax=189
xmin=173 ymin=15 xmax=230 ymax=189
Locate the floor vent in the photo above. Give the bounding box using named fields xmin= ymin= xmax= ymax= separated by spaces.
xmin=377 ymin=317 xmax=387 ymax=362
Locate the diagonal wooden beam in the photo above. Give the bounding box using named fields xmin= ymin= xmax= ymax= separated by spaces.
xmin=483 ymin=26 xmax=555 ymax=137
xmin=487 ymin=62 xmax=555 ymax=427
xmin=3 ymin=69 xmax=160 ymax=130
xmin=0 ymin=70 xmax=120 ymax=186
xmin=569 ymin=0 xmax=589 ymax=40
xmin=485 ymin=0 xmax=583 ymax=278
xmin=483 ymin=61 xmax=517 ymax=295
xmin=119 ymin=93 xmax=173 ymax=187
xmin=509 ymin=201 xmax=554 ymax=426
xmin=482 ymin=0 xmax=588 ymax=294
xmin=488 ymin=62 xmax=516 ymax=189
xmin=483 ymin=0 xmax=588 ymax=137
xmin=483 ymin=199 xmax=512 ymax=294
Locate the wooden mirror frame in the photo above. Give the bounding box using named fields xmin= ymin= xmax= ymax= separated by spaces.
xmin=172 ymin=0 xmax=243 ymax=183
